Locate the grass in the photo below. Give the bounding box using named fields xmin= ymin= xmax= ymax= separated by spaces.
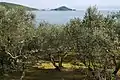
xmin=25 ymin=69 xmax=86 ymax=80
xmin=7 ymin=62 xmax=116 ymax=80
xmin=9 ymin=68 xmax=87 ymax=80
xmin=34 ymin=62 xmax=86 ymax=69
xmin=7 ymin=62 xmax=87 ymax=80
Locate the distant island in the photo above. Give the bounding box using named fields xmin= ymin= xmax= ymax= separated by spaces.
xmin=51 ymin=6 xmax=76 ymax=11
xmin=0 ymin=2 xmax=39 ymax=11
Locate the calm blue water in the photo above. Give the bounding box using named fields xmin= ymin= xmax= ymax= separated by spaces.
xmin=32 ymin=10 xmax=118 ymax=24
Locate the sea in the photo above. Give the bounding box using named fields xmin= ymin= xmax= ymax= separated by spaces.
xmin=32 ymin=10 xmax=119 ymax=25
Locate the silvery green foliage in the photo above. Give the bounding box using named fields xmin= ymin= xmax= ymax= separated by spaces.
xmin=0 ymin=6 xmax=120 ymax=80
xmin=33 ymin=6 xmax=120 ymax=79
xmin=0 ymin=7 xmax=35 ymax=79
xmin=64 ymin=6 xmax=119 ymax=79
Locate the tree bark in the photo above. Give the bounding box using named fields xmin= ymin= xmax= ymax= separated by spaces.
xmin=59 ymin=56 xmax=63 ymax=68
xmin=50 ymin=55 xmax=61 ymax=71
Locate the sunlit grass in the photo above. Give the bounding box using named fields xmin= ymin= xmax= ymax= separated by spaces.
xmin=34 ymin=62 xmax=86 ymax=69
xmin=37 ymin=62 xmax=55 ymax=69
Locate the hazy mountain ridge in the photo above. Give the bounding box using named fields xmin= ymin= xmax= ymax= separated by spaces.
xmin=0 ymin=2 xmax=39 ymax=10
xmin=50 ymin=6 xmax=76 ymax=11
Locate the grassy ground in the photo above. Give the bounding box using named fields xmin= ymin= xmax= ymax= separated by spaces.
xmin=34 ymin=62 xmax=85 ymax=69
xmin=9 ymin=69 xmax=87 ymax=80
xmin=8 ymin=62 xmax=87 ymax=80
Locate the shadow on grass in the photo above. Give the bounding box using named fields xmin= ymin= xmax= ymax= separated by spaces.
xmin=8 ymin=68 xmax=87 ymax=80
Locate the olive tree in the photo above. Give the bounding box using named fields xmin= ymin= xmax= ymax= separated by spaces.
xmin=34 ymin=23 xmax=71 ymax=71
xmin=0 ymin=6 xmax=35 ymax=80
xmin=65 ymin=6 xmax=118 ymax=80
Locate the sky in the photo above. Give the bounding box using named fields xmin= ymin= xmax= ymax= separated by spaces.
xmin=1 ymin=0 xmax=120 ymax=9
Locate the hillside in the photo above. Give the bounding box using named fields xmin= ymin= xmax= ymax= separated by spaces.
xmin=0 ymin=2 xmax=39 ymax=10
xmin=51 ymin=6 xmax=76 ymax=11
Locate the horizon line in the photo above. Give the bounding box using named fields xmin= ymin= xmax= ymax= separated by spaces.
xmin=1 ymin=1 xmax=120 ymax=10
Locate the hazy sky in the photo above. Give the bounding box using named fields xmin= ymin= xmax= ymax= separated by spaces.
xmin=1 ymin=0 xmax=120 ymax=9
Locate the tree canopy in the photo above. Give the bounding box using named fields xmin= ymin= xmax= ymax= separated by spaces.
xmin=0 ymin=6 xmax=120 ymax=80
